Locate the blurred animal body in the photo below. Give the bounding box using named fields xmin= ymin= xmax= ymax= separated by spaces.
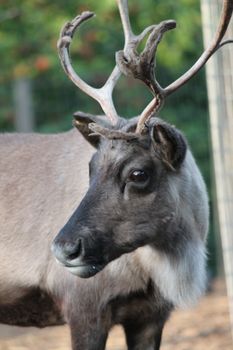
xmin=0 ymin=119 xmax=208 ymax=350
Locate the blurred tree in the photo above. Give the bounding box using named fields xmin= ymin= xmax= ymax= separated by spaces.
xmin=0 ymin=0 xmax=207 ymax=128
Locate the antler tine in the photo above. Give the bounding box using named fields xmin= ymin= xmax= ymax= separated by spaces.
xmin=115 ymin=0 xmax=176 ymax=133
xmin=117 ymin=0 xmax=159 ymax=50
xmin=57 ymin=11 xmax=121 ymax=125
xmin=164 ymin=0 xmax=233 ymax=96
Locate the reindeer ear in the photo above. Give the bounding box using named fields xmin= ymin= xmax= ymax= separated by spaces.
xmin=73 ymin=111 xmax=110 ymax=148
xmin=150 ymin=121 xmax=187 ymax=170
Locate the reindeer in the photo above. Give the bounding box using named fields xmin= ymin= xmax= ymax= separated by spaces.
xmin=0 ymin=1 xmax=232 ymax=349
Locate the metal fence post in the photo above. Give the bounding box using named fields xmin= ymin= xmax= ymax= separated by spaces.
xmin=201 ymin=0 xmax=233 ymax=339
xmin=13 ymin=77 xmax=35 ymax=132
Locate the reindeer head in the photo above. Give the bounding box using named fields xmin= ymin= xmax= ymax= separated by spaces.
xmin=52 ymin=0 xmax=232 ymax=278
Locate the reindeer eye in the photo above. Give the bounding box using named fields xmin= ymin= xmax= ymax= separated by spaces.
xmin=128 ymin=170 xmax=149 ymax=183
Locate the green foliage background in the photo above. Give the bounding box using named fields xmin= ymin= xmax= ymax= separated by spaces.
xmin=0 ymin=0 xmax=218 ymax=273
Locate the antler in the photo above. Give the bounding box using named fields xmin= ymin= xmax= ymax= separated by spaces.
xmin=57 ymin=12 xmax=121 ymax=125
xmin=58 ymin=1 xmax=232 ymax=133
xmin=165 ymin=0 xmax=233 ymax=94
xmin=116 ymin=0 xmax=233 ymax=133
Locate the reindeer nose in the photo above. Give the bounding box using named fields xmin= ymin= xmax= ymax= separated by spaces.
xmin=51 ymin=238 xmax=83 ymax=265
xmin=63 ymin=239 xmax=83 ymax=260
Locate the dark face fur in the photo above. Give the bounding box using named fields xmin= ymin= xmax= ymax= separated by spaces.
xmin=52 ymin=117 xmax=187 ymax=278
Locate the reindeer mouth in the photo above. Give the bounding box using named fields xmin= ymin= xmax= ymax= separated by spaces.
xmin=66 ymin=263 xmax=105 ymax=278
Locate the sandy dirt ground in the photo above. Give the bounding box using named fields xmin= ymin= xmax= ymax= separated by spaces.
xmin=0 ymin=279 xmax=232 ymax=350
